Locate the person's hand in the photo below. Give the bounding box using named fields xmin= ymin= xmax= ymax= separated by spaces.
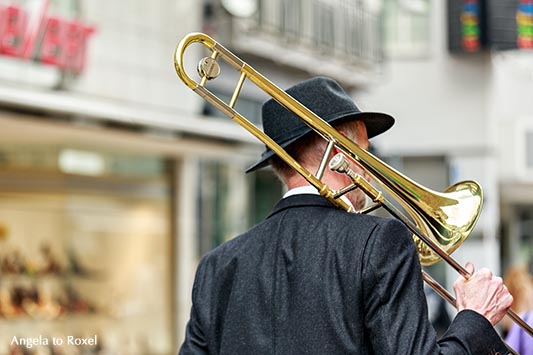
xmin=453 ymin=262 xmax=514 ymax=326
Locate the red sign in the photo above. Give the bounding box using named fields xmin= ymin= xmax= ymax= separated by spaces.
xmin=0 ymin=2 xmax=95 ymax=74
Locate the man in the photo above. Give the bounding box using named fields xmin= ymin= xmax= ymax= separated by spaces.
xmin=180 ymin=77 xmax=513 ymax=354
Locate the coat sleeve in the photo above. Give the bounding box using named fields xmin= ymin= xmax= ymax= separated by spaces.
xmin=361 ymin=218 xmax=510 ymax=355
xmin=179 ymin=260 xmax=209 ymax=355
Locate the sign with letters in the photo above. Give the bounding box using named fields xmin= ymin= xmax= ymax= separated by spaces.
xmin=448 ymin=0 xmax=487 ymax=53
xmin=0 ymin=0 xmax=95 ymax=74
xmin=449 ymin=0 xmax=533 ymax=52
xmin=487 ymin=0 xmax=533 ymax=50
xmin=516 ymin=0 xmax=533 ymax=48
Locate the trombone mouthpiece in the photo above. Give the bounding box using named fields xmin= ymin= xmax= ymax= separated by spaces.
xmin=329 ymin=153 xmax=349 ymax=173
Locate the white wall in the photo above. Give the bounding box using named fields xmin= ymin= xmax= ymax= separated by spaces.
xmin=357 ymin=0 xmax=492 ymax=157
xmin=489 ymin=51 xmax=533 ymax=183
xmin=353 ymin=0 xmax=513 ymax=278
xmin=75 ymin=0 xmax=202 ymax=114
xmin=357 ymin=0 xmax=533 ymax=187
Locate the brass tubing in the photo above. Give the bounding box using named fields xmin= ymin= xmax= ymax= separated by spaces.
xmin=174 ymin=31 xmax=532 ymax=339
xmin=422 ymin=271 xmax=519 ymax=355
xmin=229 ymin=72 xmax=246 ymax=109
xmin=380 ymin=195 xmax=533 ymax=338
xmin=316 ymin=140 xmax=336 ymax=180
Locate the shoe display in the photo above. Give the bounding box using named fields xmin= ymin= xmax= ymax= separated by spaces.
xmin=0 ymin=193 xmax=171 ymax=355
xmin=0 ymin=243 xmax=98 ymax=320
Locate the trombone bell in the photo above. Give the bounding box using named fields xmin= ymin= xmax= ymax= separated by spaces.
xmin=409 ymin=180 xmax=483 ymax=266
xmin=174 ymin=31 xmax=533 ymax=339
xmin=328 ymin=152 xmax=482 ymax=266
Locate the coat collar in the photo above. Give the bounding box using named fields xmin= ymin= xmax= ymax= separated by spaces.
xmin=267 ymin=194 xmax=337 ymax=219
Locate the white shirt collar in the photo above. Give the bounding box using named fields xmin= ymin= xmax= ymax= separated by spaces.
xmin=283 ymin=185 xmax=319 ymax=198
xmin=283 ymin=185 xmax=354 ymax=210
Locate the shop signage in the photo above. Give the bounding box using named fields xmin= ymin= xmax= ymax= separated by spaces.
xmin=517 ymin=0 xmax=533 ymax=49
xmin=0 ymin=1 xmax=95 ymax=74
xmin=447 ymin=0 xmax=487 ymax=53
xmin=450 ymin=0 xmax=533 ymax=52
xmin=460 ymin=0 xmax=481 ymax=52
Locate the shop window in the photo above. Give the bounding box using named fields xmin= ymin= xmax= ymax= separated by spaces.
xmin=0 ymin=146 xmax=173 ymax=354
xmin=383 ymin=0 xmax=431 ymax=58
xmin=197 ymin=160 xmax=251 ymax=255
xmin=196 ymin=159 xmax=283 ymax=256
xmin=197 ymin=160 xmax=228 ymax=254
xmin=248 ymin=168 xmax=284 ymax=226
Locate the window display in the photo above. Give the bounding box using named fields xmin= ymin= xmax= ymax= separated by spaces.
xmin=0 ymin=149 xmax=172 ymax=355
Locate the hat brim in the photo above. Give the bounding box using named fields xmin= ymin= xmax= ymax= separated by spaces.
xmin=245 ymin=111 xmax=394 ymax=173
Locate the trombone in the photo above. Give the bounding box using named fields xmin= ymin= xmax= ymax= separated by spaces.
xmin=174 ymin=32 xmax=533 ymax=343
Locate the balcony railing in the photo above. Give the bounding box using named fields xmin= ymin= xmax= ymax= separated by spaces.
xmin=253 ymin=0 xmax=383 ymax=65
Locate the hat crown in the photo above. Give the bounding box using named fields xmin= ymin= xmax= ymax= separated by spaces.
xmin=245 ymin=76 xmax=394 ymax=173
xmin=262 ymin=77 xmax=360 ymax=144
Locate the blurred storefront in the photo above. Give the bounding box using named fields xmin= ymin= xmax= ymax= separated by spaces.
xmin=0 ymin=0 xmax=386 ymax=351
xmin=0 ymin=0 xmax=278 ymax=354
xmin=364 ymin=0 xmax=533 ymax=283
xmin=2 ymin=0 xmax=531 ymax=353
xmin=0 ymin=144 xmax=172 ymax=354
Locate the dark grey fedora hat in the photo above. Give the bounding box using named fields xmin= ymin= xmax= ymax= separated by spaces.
xmin=246 ymin=76 xmax=394 ymax=173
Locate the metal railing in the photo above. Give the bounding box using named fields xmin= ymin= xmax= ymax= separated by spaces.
xmin=254 ymin=0 xmax=383 ymax=64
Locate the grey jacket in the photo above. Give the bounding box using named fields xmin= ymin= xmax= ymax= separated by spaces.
xmin=180 ymin=194 xmax=508 ymax=354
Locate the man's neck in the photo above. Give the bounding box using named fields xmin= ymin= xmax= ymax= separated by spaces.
xmin=283 ymin=185 xmax=319 ymax=198
xmin=283 ymin=184 xmax=354 ymax=210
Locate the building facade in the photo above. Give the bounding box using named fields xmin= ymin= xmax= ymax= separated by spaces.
xmin=0 ymin=0 xmax=531 ymax=354
xmin=362 ymin=0 xmax=533 ymax=281
xmin=0 ymin=0 xmax=266 ymax=353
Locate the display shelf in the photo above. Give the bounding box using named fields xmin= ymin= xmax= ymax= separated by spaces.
xmin=0 ymin=272 xmax=105 ymax=282
xmin=0 ymin=190 xmax=173 ymax=354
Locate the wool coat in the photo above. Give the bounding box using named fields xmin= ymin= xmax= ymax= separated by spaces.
xmin=179 ymin=194 xmax=509 ymax=354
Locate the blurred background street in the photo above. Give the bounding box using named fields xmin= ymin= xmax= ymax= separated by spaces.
xmin=0 ymin=0 xmax=532 ymax=354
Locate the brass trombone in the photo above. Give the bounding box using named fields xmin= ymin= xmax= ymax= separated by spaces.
xmin=174 ymin=32 xmax=533 ymax=344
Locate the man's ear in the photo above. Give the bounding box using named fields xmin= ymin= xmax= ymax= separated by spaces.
xmin=337 ymin=129 xmax=348 ymax=137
